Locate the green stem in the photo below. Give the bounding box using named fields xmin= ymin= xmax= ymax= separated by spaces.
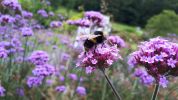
xmin=151 ymin=84 xmax=160 ymax=100
xmin=100 ymin=68 xmax=121 ymax=100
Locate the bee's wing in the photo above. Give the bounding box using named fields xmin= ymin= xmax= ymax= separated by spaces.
xmin=76 ymin=34 xmax=101 ymax=41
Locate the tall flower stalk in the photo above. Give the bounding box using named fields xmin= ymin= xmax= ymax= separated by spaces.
xmin=151 ymin=84 xmax=160 ymax=100
xmin=100 ymin=67 xmax=121 ymax=100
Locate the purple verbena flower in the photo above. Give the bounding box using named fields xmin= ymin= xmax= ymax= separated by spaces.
xmin=68 ymin=73 xmax=78 ymax=81
xmin=21 ymin=27 xmax=33 ymax=37
xmin=0 ymin=85 xmax=5 ymax=97
xmin=0 ymin=15 xmax=15 ymax=24
xmin=128 ymin=37 xmax=178 ymax=87
xmin=0 ymin=47 xmax=8 ymax=58
xmin=1 ymin=0 xmax=21 ymax=11
xmin=50 ymin=21 xmax=62 ymax=28
xmin=22 ymin=10 xmax=33 ymax=19
xmin=77 ymin=42 xmax=121 ymax=73
xmin=37 ymin=9 xmax=48 ymax=18
xmin=55 ymin=85 xmax=66 ymax=93
xmin=108 ymin=35 xmax=126 ymax=48
xmin=28 ymin=50 xmax=49 ymax=65
xmin=76 ymin=86 xmax=86 ymax=96
xmin=32 ymin=64 xmax=55 ymax=77
xmin=27 ymin=76 xmax=43 ymax=88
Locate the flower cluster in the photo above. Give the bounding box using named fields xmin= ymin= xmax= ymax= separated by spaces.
xmin=55 ymin=85 xmax=66 ymax=93
xmin=22 ymin=11 xmax=33 ymax=19
xmin=1 ymin=0 xmax=21 ymax=11
xmin=128 ymin=37 xmax=178 ymax=87
xmin=21 ymin=27 xmax=34 ymax=37
xmin=27 ymin=76 xmax=43 ymax=88
xmin=28 ymin=50 xmax=49 ymax=65
xmin=67 ymin=11 xmax=104 ymax=28
xmin=37 ymin=9 xmax=48 ymax=18
xmin=0 ymin=85 xmax=5 ymax=97
xmin=0 ymin=15 xmax=15 ymax=24
xmin=108 ymin=35 xmax=126 ymax=48
xmin=27 ymin=51 xmax=55 ymax=88
xmin=32 ymin=64 xmax=55 ymax=77
xmin=76 ymin=86 xmax=86 ymax=96
xmin=67 ymin=19 xmax=90 ymax=27
xmin=50 ymin=21 xmax=62 ymax=28
xmin=77 ymin=41 xmax=122 ymax=74
xmin=84 ymin=11 xmax=104 ymax=25
xmin=0 ymin=47 xmax=8 ymax=59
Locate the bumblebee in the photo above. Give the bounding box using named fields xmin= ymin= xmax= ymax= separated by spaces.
xmin=83 ymin=31 xmax=106 ymax=51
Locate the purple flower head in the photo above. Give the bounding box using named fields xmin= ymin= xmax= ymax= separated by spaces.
xmin=21 ymin=27 xmax=33 ymax=37
xmin=84 ymin=11 xmax=104 ymax=24
xmin=77 ymin=41 xmax=121 ymax=72
xmin=29 ymin=50 xmax=49 ymax=65
xmin=0 ymin=47 xmax=8 ymax=59
xmin=0 ymin=26 xmax=7 ymax=35
xmin=0 ymin=15 xmax=15 ymax=24
xmin=108 ymin=35 xmax=126 ymax=48
xmin=68 ymin=73 xmax=78 ymax=81
xmin=55 ymin=85 xmax=66 ymax=93
xmin=32 ymin=64 xmax=55 ymax=77
xmin=46 ymin=79 xmax=54 ymax=86
xmin=76 ymin=86 xmax=86 ymax=96
xmin=27 ymin=76 xmax=43 ymax=88
xmin=0 ymin=85 xmax=5 ymax=97
xmin=67 ymin=19 xmax=90 ymax=27
xmin=159 ymin=76 xmax=168 ymax=88
xmin=48 ymin=11 xmax=55 ymax=16
xmin=22 ymin=10 xmax=33 ymax=19
xmin=37 ymin=9 xmax=48 ymax=18
xmin=59 ymin=76 xmax=65 ymax=82
xmin=128 ymin=37 xmax=178 ymax=87
xmin=1 ymin=0 xmax=21 ymax=11
xmin=50 ymin=21 xmax=62 ymax=28
xmin=134 ymin=68 xmax=154 ymax=86
xmin=16 ymin=88 xmax=24 ymax=96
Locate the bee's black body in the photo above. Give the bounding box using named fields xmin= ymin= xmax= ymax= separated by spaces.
xmin=83 ymin=31 xmax=105 ymax=51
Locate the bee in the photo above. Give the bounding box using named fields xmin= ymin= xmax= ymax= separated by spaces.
xmin=78 ymin=31 xmax=106 ymax=51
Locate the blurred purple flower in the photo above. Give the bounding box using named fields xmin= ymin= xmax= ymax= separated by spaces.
xmin=27 ymin=76 xmax=43 ymax=88
xmin=67 ymin=19 xmax=90 ymax=27
xmin=0 ymin=85 xmax=5 ymax=97
xmin=46 ymin=79 xmax=54 ymax=86
xmin=0 ymin=15 xmax=15 ymax=24
xmin=108 ymin=35 xmax=126 ymax=48
xmin=21 ymin=27 xmax=33 ymax=37
xmin=1 ymin=0 xmax=21 ymax=11
xmin=76 ymin=86 xmax=86 ymax=96
xmin=68 ymin=73 xmax=78 ymax=81
xmin=59 ymin=76 xmax=65 ymax=82
xmin=0 ymin=47 xmax=8 ymax=58
xmin=84 ymin=11 xmax=104 ymax=25
xmin=55 ymin=85 xmax=66 ymax=93
xmin=48 ymin=11 xmax=54 ymax=16
xmin=50 ymin=21 xmax=62 ymax=28
xmin=32 ymin=64 xmax=55 ymax=77
xmin=16 ymin=88 xmax=24 ymax=96
xmin=22 ymin=10 xmax=33 ymax=19
xmin=37 ymin=9 xmax=48 ymax=18
xmin=28 ymin=50 xmax=49 ymax=65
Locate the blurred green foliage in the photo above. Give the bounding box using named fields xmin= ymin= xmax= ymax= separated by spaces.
xmin=107 ymin=0 xmax=178 ymax=27
xmin=146 ymin=10 xmax=178 ymax=37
